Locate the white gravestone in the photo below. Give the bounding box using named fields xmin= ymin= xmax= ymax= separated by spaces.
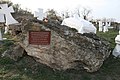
xmin=0 ymin=28 xmax=2 ymax=40
xmin=61 ymin=14 xmax=97 ymax=34
xmin=0 ymin=4 xmax=18 ymax=25
xmin=103 ymin=22 xmax=108 ymax=33
xmin=0 ymin=14 xmax=5 ymax=40
xmin=0 ymin=4 xmax=18 ymax=40
xmin=4 ymin=25 xmax=9 ymax=34
xmin=98 ymin=21 xmax=103 ymax=31
xmin=34 ymin=8 xmax=45 ymax=20
xmin=112 ymin=44 xmax=120 ymax=57
xmin=108 ymin=22 xmax=111 ymax=27
xmin=112 ymin=32 xmax=120 ymax=57
xmin=0 ymin=14 xmax=5 ymax=23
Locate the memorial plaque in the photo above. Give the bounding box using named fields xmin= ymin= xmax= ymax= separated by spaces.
xmin=29 ymin=31 xmax=51 ymax=45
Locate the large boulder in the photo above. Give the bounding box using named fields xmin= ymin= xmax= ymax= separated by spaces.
xmin=7 ymin=19 xmax=111 ymax=72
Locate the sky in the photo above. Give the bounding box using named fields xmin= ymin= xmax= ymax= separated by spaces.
xmin=10 ymin=0 xmax=120 ymax=22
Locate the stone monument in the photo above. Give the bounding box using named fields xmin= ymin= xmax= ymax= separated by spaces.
xmin=3 ymin=18 xmax=111 ymax=72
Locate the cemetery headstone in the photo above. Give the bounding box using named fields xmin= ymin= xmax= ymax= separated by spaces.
xmin=61 ymin=14 xmax=97 ymax=34
xmin=108 ymin=22 xmax=111 ymax=27
xmin=98 ymin=21 xmax=103 ymax=31
xmin=0 ymin=14 xmax=5 ymax=40
xmin=34 ymin=8 xmax=45 ymax=21
xmin=112 ymin=31 xmax=120 ymax=57
xmin=0 ymin=27 xmax=2 ymax=40
xmin=103 ymin=22 xmax=108 ymax=33
xmin=0 ymin=4 xmax=18 ymax=40
xmin=4 ymin=25 xmax=9 ymax=34
xmin=0 ymin=14 xmax=5 ymax=23
xmin=0 ymin=4 xmax=18 ymax=25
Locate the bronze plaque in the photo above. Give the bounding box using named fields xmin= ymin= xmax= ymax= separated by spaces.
xmin=29 ymin=31 xmax=51 ymax=45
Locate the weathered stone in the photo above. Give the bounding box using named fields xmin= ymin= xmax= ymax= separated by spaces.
xmin=8 ymin=19 xmax=110 ymax=72
xmin=2 ymin=44 xmax=24 ymax=61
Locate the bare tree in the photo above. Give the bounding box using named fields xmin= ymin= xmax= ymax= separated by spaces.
xmin=0 ymin=0 xmax=13 ymax=6
xmin=69 ymin=6 xmax=92 ymax=20
xmin=74 ymin=5 xmax=81 ymax=17
xmin=46 ymin=9 xmax=57 ymax=20
xmin=46 ymin=9 xmax=64 ymax=21
xmin=76 ymin=9 xmax=81 ymax=17
xmin=81 ymin=7 xmax=92 ymax=20
xmin=60 ymin=6 xmax=92 ymax=20
xmin=60 ymin=9 xmax=70 ymax=19
xmin=13 ymin=4 xmax=21 ymax=13
xmin=65 ymin=11 xmax=70 ymax=18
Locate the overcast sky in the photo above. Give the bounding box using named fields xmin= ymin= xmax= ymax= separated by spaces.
xmin=10 ymin=0 xmax=120 ymax=22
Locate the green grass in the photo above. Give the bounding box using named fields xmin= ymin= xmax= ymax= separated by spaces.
xmin=0 ymin=29 xmax=120 ymax=80
xmin=97 ymin=29 xmax=119 ymax=48
xmin=0 ymin=40 xmax=14 ymax=54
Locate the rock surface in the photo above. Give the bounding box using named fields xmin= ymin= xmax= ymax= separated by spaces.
xmin=2 ymin=44 xmax=24 ymax=61
xmin=6 ymin=19 xmax=111 ymax=72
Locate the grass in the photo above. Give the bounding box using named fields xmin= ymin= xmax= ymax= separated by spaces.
xmin=97 ymin=29 xmax=119 ymax=48
xmin=0 ymin=29 xmax=120 ymax=80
